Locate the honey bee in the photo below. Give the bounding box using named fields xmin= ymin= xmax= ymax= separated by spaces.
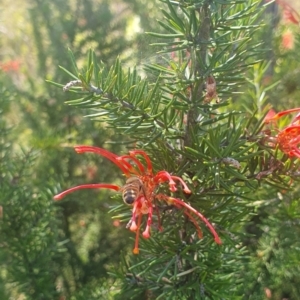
xmin=122 ymin=176 xmax=146 ymax=205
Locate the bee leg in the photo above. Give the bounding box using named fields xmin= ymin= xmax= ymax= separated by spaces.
xmin=126 ymin=219 xmax=132 ymax=229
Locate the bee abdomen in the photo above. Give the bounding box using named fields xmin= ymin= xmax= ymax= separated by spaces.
xmin=123 ymin=189 xmax=137 ymax=205
xmin=122 ymin=177 xmax=145 ymax=205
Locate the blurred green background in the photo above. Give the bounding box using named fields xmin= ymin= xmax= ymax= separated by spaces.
xmin=1 ymin=0 xmax=300 ymax=299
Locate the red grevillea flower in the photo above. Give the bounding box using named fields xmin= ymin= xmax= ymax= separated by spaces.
xmin=281 ymin=29 xmax=295 ymax=50
xmin=276 ymin=0 xmax=300 ymax=25
xmin=54 ymin=146 xmax=221 ymax=254
xmin=264 ymin=107 xmax=300 ymax=158
xmin=0 ymin=60 xmax=20 ymax=72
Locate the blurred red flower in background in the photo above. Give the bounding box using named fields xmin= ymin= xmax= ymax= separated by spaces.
xmin=281 ymin=29 xmax=295 ymax=49
xmin=0 ymin=60 xmax=20 ymax=72
xmin=276 ymin=0 xmax=300 ymax=25
xmin=264 ymin=108 xmax=300 ymax=158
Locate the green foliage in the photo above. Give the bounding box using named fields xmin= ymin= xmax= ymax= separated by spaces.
xmin=52 ymin=0 xmax=298 ymax=299
xmin=236 ymin=5 xmax=300 ymax=299
xmin=0 ymin=0 xmax=163 ymax=298
xmin=0 ymin=77 xmax=63 ymax=299
xmin=52 ymin=1 xmax=266 ymax=147
xmin=2 ymin=0 xmax=300 ymax=299
xmin=239 ymin=187 xmax=300 ymax=300
xmin=0 ymin=154 xmax=63 ymax=300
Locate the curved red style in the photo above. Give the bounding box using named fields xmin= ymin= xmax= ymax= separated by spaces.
xmin=54 ymin=146 xmax=221 ymax=254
